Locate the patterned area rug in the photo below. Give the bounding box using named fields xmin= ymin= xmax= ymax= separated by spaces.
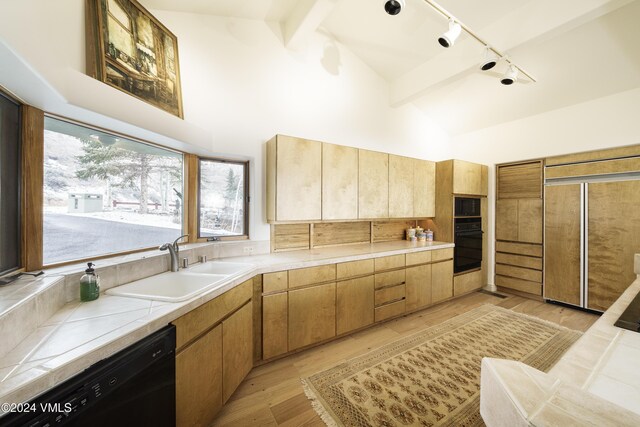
xmin=302 ymin=304 xmax=582 ymax=427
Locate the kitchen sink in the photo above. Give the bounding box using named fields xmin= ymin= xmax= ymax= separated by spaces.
xmin=106 ymin=271 xmax=228 ymax=302
xmin=188 ymin=261 xmax=254 ymax=276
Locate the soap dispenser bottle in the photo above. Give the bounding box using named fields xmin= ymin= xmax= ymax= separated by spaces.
xmin=80 ymin=262 xmax=100 ymax=302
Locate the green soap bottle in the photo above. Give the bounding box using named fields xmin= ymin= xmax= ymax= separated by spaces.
xmin=80 ymin=262 xmax=100 ymax=302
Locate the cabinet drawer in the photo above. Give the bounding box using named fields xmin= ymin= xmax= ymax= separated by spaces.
xmin=495 ymin=253 xmax=542 ymax=270
xmin=374 ymin=254 xmax=405 ymax=271
xmin=374 ymin=270 xmax=406 ymax=289
xmin=375 ymin=283 xmax=405 ymax=306
xmin=453 ymin=270 xmax=483 ymax=296
xmin=496 ymin=275 xmax=542 ymax=296
xmin=288 ymin=264 xmax=336 ymax=288
xmin=495 ymin=264 xmax=542 ymax=283
xmin=431 ymin=248 xmax=453 ymax=262
xmin=496 ymin=241 xmax=542 ymax=257
xmin=375 ymin=300 xmax=406 ymax=322
xmin=406 ymin=251 xmax=431 ymax=266
xmin=336 ymin=259 xmax=374 ymax=280
xmin=173 ymin=279 xmax=252 ymax=351
xmin=263 ymin=271 xmax=288 ymax=293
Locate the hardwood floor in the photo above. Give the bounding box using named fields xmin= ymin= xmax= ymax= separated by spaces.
xmin=211 ymin=291 xmax=599 ymax=426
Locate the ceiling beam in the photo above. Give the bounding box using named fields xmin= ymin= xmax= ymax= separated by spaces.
xmin=282 ymin=0 xmax=338 ymax=49
xmin=390 ymin=0 xmax=634 ymax=106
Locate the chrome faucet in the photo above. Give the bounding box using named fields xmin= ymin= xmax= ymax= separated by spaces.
xmin=160 ymin=234 xmax=189 ymax=272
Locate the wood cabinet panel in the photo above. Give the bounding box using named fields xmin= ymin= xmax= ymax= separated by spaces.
xmin=375 ymin=283 xmax=406 ymax=306
xmin=431 ymin=248 xmax=454 ymax=262
xmin=336 ymin=259 xmax=374 ymax=280
xmin=544 ymin=184 xmax=581 ymax=306
xmin=495 ymin=241 xmax=543 ymax=257
xmin=518 ymin=199 xmax=543 ymax=244
xmin=322 ymin=143 xmax=358 ymax=220
xmin=374 ymin=254 xmax=405 ymax=271
xmin=374 ymin=300 xmax=406 ymax=322
xmin=495 ymin=253 xmax=542 ymax=270
xmin=405 ymin=264 xmax=431 ymax=311
xmin=495 ymin=264 xmax=542 ymax=283
xmin=272 ymin=224 xmax=310 ymax=252
xmin=389 ymin=155 xmax=414 ymax=218
xmin=222 ymin=302 xmax=253 ymax=403
xmin=431 ymin=260 xmax=453 ymax=303
xmin=545 ymin=145 xmax=640 ymax=166
xmin=359 ymin=150 xmax=389 ymax=219
xmin=374 ymin=269 xmax=406 ymax=289
xmin=496 ymin=275 xmax=542 ymax=296
xmin=406 ymin=250 xmax=432 ymax=266
xmin=263 ymin=271 xmax=288 ymax=293
xmin=454 ymin=270 xmax=483 ymax=296
xmin=288 ymin=283 xmax=336 ymax=350
xmin=262 ymin=293 xmax=288 ymax=359
xmin=274 ymin=135 xmax=322 ymax=221
xmin=288 ymin=264 xmax=336 ymax=288
xmin=336 ymin=276 xmax=374 ymax=335
xmin=496 ymin=199 xmax=518 ymax=242
xmin=545 ymin=157 xmax=640 ymax=179
xmin=313 ymin=222 xmax=370 ymax=247
xmin=414 ymin=159 xmax=436 ymax=217
xmin=497 ymin=161 xmax=542 ymax=199
xmin=453 ymin=160 xmax=482 ymax=195
xmin=176 ymin=325 xmax=222 ymax=427
xmin=587 ymin=180 xmax=640 ymax=311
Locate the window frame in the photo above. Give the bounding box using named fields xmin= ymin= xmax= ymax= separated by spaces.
xmin=196 ymin=157 xmax=250 ymax=242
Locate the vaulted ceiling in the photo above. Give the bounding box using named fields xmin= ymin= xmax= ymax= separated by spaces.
xmin=141 ymin=0 xmax=640 ymax=135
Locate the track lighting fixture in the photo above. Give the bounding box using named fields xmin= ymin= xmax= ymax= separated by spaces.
xmin=480 ymin=47 xmax=498 ymax=71
xmin=438 ymin=19 xmax=461 ymax=48
xmin=500 ymin=65 xmax=519 ymax=85
xmin=384 ymin=0 xmax=405 ymax=16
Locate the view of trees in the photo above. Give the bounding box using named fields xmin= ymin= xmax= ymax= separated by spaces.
xmin=199 ymin=160 xmax=245 ymax=236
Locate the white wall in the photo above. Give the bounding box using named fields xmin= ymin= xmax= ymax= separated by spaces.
xmin=451 ymin=87 xmax=640 ymax=286
xmin=0 ymin=2 xmax=450 ymax=242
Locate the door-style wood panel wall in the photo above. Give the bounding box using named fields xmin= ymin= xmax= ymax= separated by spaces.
xmin=322 ymin=143 xmax=358 ymax=220
xmin=544 ymin=184 xmax=582 ymax=306
xmin=587 ymin=180 xmax=640 ymax=311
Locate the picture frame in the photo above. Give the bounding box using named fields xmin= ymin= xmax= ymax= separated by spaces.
xmin=85 ymin=0 xmax=184 ymax=118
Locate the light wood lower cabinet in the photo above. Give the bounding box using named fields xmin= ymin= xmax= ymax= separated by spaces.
xmin=262 ymin=293 xmax=288 ymax=359
xmin=288 ymin=283 xmax=336 ymax=351
xmin=453 ymin=270 xmax=483 ymax=296
xmin=432 ymin=260 xmax=454 ymax=303
xmin=336 ymin=276 xmax=374 ymax=335
xmin=176 ymin=325 xmax=223 ymax=427
xmin=222 ymin=302 xmax=253 ymax=403
xmin=405 ymin=264 xmax=431 ymax=311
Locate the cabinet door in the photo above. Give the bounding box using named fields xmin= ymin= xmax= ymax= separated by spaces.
xmin=497 ymin=161 xmax=542 ymax=199
xmin=359 ymin=150 xmax=389 ymax=218
xmin=222 ymin=302 xmax=253 ymax=403
xmin=276 ymin=136 xmax=322 ymax=221
xmin=262 ymin=293 xmax=288 ymax=359
xmin=322 ymin=143 xmax=358 ymax=220
xmin=518 ymin=199 xmax=543 ymax=244
xmin=405 ymin=264 xmax=431 ymax=311
xmin=496 ymin=199 xmax=518 ymax=241
xmin=176 ymin=325 xmax=222 ymax=426
xmin=453 ymin=160 xmax=482 ymax=195
xmin=389 ymin=155 xmax=414 ymax=218
xmin=414 ymin=159 xmax=435 ymax=217
xmin=431 ymin=260 xmax=453 ymax=303
xmin=336 ymin=276 xmax=374 ymax=335
xmin=544 ymin=184 xmax=581 ymax=306
xmin=587 ymin=181 xmax=640 ymax=311
xmin=288 ymin=283 xmax=336 ymax=350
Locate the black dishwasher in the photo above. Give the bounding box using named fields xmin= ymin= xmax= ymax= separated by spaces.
xmin=1 ymin=325 xmax=176 ymax=427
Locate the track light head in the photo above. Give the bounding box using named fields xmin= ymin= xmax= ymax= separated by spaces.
xmin=501 ymin=65 xmax=519 ymax=85
xmin=438 ymin=20 xmax=462 ymax=48
xmin=480 ymin=47 xmax=498 ymax=71
xmin=384 ymin=0 xmax=405 ymax=16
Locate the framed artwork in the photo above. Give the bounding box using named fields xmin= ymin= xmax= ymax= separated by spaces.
xmin=85 ymin=0 xmax=184 ymax=118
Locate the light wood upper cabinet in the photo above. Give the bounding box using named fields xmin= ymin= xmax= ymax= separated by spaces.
xmin=322 ymin=143 xmax=358 ymax=220
xmin=389 ymin=155 xmax=414 ymax=218
xmin=222 ymin=302 xmax=253 ymax=403
xmin=495 ymin=199 xmax=542 ymax=244
xmin=497 ymin=161 xmax=542 ymax=199
xmin=453 ymin=160 xmax=484 ymax=196
xmin=267 ymin=135 xmax=322 ymax=222
xmin=359 ymin=149 xmax=389 ymax=219
xmin=414 ymin=159 xmax=436 ymax=217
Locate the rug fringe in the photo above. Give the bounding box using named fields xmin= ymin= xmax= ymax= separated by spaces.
xmin=490 ymin=304 xmax=584 ymax=334
xmin=301 ymin=378 xmax=340 ymax=427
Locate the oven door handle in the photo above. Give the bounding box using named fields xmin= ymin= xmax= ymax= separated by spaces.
xmin=455 ymin=230 xmax=484 ymax=235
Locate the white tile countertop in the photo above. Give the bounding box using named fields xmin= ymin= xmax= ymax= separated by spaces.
xmin=0 ymin=240 xmax=453 ymax=415
xmin=480 ymin=254 xmax=640 ymax=426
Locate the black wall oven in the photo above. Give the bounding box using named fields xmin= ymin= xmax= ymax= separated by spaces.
xmin=454 ymin=217 xmax=483 ymax=273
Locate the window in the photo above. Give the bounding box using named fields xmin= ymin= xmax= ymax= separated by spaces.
xmin=43 ymin=117 xmax=184 ymax=265
xmin=198 ymin=159 xmax=248 ymax=239
xmin=0 ymin=92 xmax=21 ymax=275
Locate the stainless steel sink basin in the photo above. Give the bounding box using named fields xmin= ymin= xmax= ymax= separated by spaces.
xmin=106 ymin=271 xmax=228 ymax=302
xmin=188 ymin=261 xmax=254 ymax=276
